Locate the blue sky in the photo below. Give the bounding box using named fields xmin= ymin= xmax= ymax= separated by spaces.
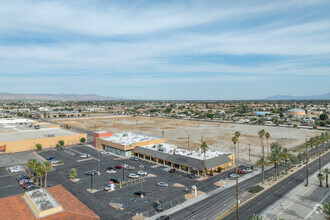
xmin=0 ymin=0 xmax=329 ymax=100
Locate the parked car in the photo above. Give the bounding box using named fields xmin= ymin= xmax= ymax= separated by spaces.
xmin=124 ymin=165 xmax=135 ymax=170
xmin=128 ymin=173 xmax=139 ymax=179
xmin=100 ymin=151 xmax=107 ymax=155
xmin=46 ymin=157 xmax=55 ymax=161
xmin=22 ymin=183 xmax=35 ymax=189
xmin=109 ymin=178 xmax=120 ymax=184
xmin=16 ymin=175 xmax=29 ymax=181
xmin=114 ymin=165 xmax=123 ymax=169
xmin=106 ymin=166 xmax=115 ymax=170
xmin=156 ymin=215 xmax=169 ymax=220
xmin=106 ymin=169 xmax=116 ymax=174
xmin=169 ymin=168 xmax=176 ymax=173
xmin=134 ymin=191 xmax=146 ymax=196
xmin=156 ymin=182 xmax=168 ymax=187
xmin=130 ymin=156 xmax=138 ymax=161
xmin=242 ymin=168 xmax=252 ymax=173
xmin=80 ymin=154 xmax=90 ymax=158
xmin=85 ymin=170 xmax=100 ymax=175
xmin=237 ymin=170 xmax=247 ymax=174
xmin=228 ymin=173 xmax=239 ymax=178
xmin=188 ymin=173 xmax=195 ymax=179
xmin=26 ymin=185 xmax=39 ymax=191
xmin=50 ymin=160 xmax=60 ymax=164
xmin=103 ymin=184 xmax=112 ymax=191
xmin=19 ymin=179 xmax=34 ymax=185
xmin=10 ymin=165 xmax=22 ymax=173
xmin=136 ymin=170 xmax=148 ymax=176
xmin=155 ymin=201 xmax=163 ymax=212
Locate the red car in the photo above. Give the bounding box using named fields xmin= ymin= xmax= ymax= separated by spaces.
xmin=169 ymin=168 xmax=176 ymax=173
xmin=237 ymin=170 xmax=247 ymax=174
xmin=22 ymin=183 xmax=35 ymax=189
xmin=115 ymin=165 xmax=123 ymax=169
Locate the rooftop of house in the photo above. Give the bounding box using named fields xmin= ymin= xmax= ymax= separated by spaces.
xmin=100 ymin=132 xmax=161 ymax=145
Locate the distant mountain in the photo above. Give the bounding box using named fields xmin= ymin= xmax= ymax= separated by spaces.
xmin=264 ymin=93 xmax=330 ymax=100
xmin=0 ymin=93 xmax=123 ymax=101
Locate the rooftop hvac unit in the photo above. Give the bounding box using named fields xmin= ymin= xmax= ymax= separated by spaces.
xmin=123 ymin=133 xmax=128 ymax=137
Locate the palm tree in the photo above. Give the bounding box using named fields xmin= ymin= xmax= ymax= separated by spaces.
xmin=268 ymin=142 xmax=282 ymax=180
xmin=249 ymin=213 xmax=263 ymax=220
xmin=256 ymin=157 xmax=268 ymax=184
xmin=69 ymin=168 xmax=78 ymax=179
xmin=33 ymin=162 xmax=41 ymax=184
xmin=201 ymin=142 xmax=209 ymax=177
xmin=323 ymin=201 xmax=330 ymax=220
xmin=37 ymin=165 xmax=46 ymax=187
xmin=234 ymin=131 xmax=241 ymax=164
xmin=27 ymin=159 xmax=36 ymax=177
xmin=43 ymin=161 xmax=52 ymax=188
xmin=281 ymin=148 xmax=292 ymax=174
xmin=322 ymin=168 xmax=330 ymax=188
xmin=317 ymin=173 xmax=324 ymax=187
xmin=265 ymin=132 xmax=270 ymax=156
xmin=232 ymin=136 xmax=238 ymax=165
xmin=258 ymin=129 xmax=265 ymax=157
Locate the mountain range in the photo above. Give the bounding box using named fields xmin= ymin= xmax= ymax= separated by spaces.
xmin=264 ymin=93 xmax=330 ymax=100
xmin=0 ymin=93 xmax=122 ymax=101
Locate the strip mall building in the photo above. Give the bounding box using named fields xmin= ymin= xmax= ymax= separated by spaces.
xmin=94 ymin=131 xmax=234 ymax=176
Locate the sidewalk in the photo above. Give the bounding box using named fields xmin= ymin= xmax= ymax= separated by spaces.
xmin=262 ymin=164 xmax=329 ymax=220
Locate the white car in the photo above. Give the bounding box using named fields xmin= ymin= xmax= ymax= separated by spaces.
xmin=10 ymin=165 xmax=22 ymax=173
xmin=100 ymin=151 xmax=107 ymax=155
xmin=228 ymin=173 xmax=239 ymax=178
xmin=80 ymin=154 xmax=90 ymax=158
xmin=128 ymin=173 xmax=139 ymax=179
xmin=156 ymin=182 xmax=168 ymax=187
xmin=242 ymin=168 xmax=252 ymax=173
xmin=106 ymin=169 xmax=116 ymax=174
xmin=50 ymin=160 xmax=60 ymax=164
xmin=136 ymin=170 xmax=148 ymax=176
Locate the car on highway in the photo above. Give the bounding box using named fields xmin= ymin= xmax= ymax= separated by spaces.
xmin=155 ymin=201 xmax=163 ymax=212
xmin=136 ymin=170 xmax=148 ymax=176
xmin=128 ymin=173 xmax=139 ymax=179
xmin=130 ymin=156 xmax=138 ymax=161
xmin=85 ymin=170 xmax=100 ymax=175
xmin=156 ymin=216 xmax=169 ymax=220
xmin=156 ymin=182 xmax=168 ymax=187
xmin=46 ymin=157 xmax=55 ymax=161
xmin=228 ymin=173 xmax=239 ymax=178
xmin=134 ymin=191 xmax=146 ymax=196
xmin=114 ymin=165 xmax=123 ymax=169
xmin=109 ymin=178 xmax=120 ymax=184
xmin=80 ymin=154 xmax=90 ymax=158
xmin=169 ymin=168 xmax=176 ymax=173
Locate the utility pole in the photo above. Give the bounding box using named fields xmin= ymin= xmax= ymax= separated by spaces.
xmin=91 ymin=174 xmax=93 ymax=192
xmin=306 ymin=140 xmax=309 ymax=186
xmin=237 ymin=140 xmax=239 ymax=166
xmin=123 ymin=167 xmax=125 ymax=183
xmin=162 ymin=131 xmax=164 ymax=137
xmin=236 ymin=143 xmax=239 ymax=220
xmin=248 ymin=144 xmax=251 ymax=162
xmin=318 ymin=143 xmax=321 ymax=172
xmin=188 ymin=135 xmax=190 ymax=150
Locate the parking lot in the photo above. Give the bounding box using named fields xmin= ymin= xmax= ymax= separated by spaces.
xmin=0 ymin=145 xmax=251 ymax=219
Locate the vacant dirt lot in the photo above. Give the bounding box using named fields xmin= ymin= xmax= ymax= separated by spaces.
xmin=55 ymin=116 xmax=322 ymax=163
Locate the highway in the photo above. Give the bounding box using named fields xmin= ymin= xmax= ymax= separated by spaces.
xmin=169 ymin=150 xmax=329 ymax=220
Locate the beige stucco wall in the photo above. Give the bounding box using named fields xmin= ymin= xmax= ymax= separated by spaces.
xmin=0 ymin=133 xmax=87 ymax=153
xmin=95 ymin=137 xmax=168 ymax=151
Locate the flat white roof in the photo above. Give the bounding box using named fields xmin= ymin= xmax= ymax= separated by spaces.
xmin=101 ymin=132 xmax=159 ymax=145
xmin=142 ymin=143 xmax=228 ymax=160
xmin=0 ymin=118 xmax=34 ymax=124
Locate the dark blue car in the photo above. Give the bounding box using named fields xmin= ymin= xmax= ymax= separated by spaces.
xmin=46 ymin=157 xmax=55 ymax=160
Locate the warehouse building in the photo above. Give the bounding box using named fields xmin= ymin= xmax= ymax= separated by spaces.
xmin=0 ymin=118 xmax=87 ymax=153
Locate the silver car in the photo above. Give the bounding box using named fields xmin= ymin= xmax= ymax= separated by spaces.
xmin=128 ymin=173 xmax=139 ymax=179
xmin=137 ymin=170 xmax=148 ymax=176
xmin=156 ymin=182 xmax=169 ymax=187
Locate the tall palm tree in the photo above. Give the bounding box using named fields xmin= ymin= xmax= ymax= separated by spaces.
xmin=268 ymin=142 xmax=282 ymax=181
xmin=265 ymin=132 xmax=270 ymax=156
xmin=27 ymin=159 xmax=36 ymax=177
xmin=317 ymin=173 xmax=324 ymax=187
xmin=258 ymin=129 xmax=266 ymax=157
xmin=234 ymin=131 xmax=240 ymax=164
xmin=323 ymin=201 xmax=330 ymax=220
xmin=37 ymin=165 xmax=46 ymax=187
xmin=249 ymin=213 xmax=263 ymax=220
xmin=33 ymin=162 xmax=41 ymax=184
xmin=322 ymin=168 xmax=330 ymax=188
xmin=256 ymin=157 xmax=268 ymax=184
xmin=201 ymin=142 xmax=209 ymax=177
xmin=232 ymin=136 xmax=238 ymax=165
xmin=43 ymin=161 xmax=52 ymax=188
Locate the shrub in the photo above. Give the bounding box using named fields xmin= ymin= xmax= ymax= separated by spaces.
xmin=248 ymin=185 xmax=264 ymax=193
xmin=80 ymin=137 xmax=86 ymax=144
xmin=36 ymin=143 xmax=42 ymax=151
xmin=75 ymin=153 xmax=79 ymax=157
xmin=69 ymin=168 xmax=77 ymax=179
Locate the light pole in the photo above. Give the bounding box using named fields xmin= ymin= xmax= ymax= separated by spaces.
xmin=162 ymin=131 xmax=164 ymax=137
xmin=188 ymin=135 xmax=190 ymax=150
xmin=123 ymin=167 xmax=125 ymax=183
xmin=90 ymin=174 xmax=93 ymax=192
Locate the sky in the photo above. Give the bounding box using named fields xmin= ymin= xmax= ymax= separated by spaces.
xmin=0 ymin=0 xmax=330 ymax=100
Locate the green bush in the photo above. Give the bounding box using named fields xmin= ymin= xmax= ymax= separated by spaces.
xmin=248 ymin=185 xmax=264 ymax=194
xmin=75 ymin=153 xmax=79 ymax=157
xmin=36 ymin=143 xmax=42 ymax=151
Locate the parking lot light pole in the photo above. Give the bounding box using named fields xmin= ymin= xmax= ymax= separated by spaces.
xmin=123 ymin=168 xmax=125 ymax=183
xmin=91 ymin=174 xmax=93 ymax=191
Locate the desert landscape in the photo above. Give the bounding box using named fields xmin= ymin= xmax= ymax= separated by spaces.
xmin=55 ymin=116 xmax=322 ymax=163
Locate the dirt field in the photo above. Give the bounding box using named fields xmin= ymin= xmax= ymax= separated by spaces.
xmin=55 ymin=116 xmax=322 ymax=163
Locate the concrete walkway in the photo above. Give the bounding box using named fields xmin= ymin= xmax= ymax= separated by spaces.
xmin=262 ymin=164 xmax=329 ymax=220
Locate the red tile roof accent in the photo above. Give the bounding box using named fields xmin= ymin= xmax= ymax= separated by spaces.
xmin=0 ymin=185 xmax=99 ymax=220
xmin=0 ymin=145 xmax=6 ymax=151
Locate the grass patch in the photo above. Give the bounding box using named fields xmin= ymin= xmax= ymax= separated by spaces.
xmin=248 ymin=185 xmax=264 ymax=194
